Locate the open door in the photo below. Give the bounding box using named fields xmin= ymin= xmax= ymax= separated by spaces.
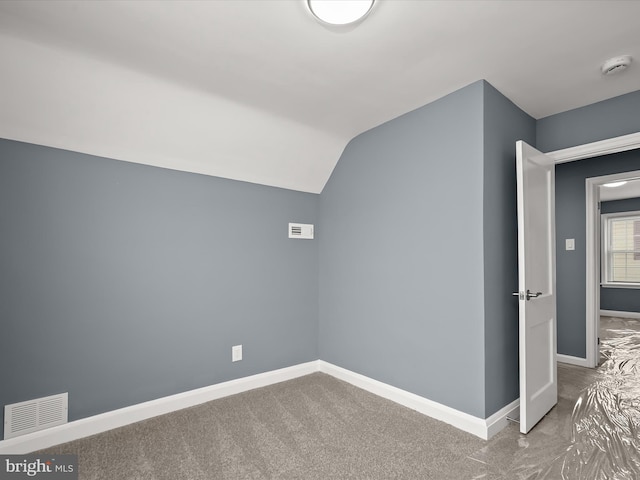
xmin=515 ymin=140 xmax=557 ymax=434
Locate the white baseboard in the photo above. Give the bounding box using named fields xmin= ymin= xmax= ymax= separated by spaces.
xmin=317 ymin=361 xmax=511 ymax=440
xmin=1 ymin=359 xmax=516 ymax=453
xmin=557 ymin=353 xmax=589 ymax=367
xmin=485 ymin=398 xmax=520 ymax=439
xmin=0 ymin=361 xmax=318 ymax=454
xmin=601 ymin=310 xmax=640 ymax=320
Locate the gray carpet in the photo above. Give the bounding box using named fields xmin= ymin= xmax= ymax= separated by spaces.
xmin=38 ymin=373 xmax=487 ymax=479
xmin=38 ymin=319 xmax=640 ymax=478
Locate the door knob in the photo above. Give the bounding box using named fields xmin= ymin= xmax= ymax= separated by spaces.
xmin=512 ymin=290 xmax=542 ymax=300
xmin=526 ymin=289 xmax=542 ymax=300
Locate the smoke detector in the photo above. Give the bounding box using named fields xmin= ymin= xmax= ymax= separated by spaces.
xmin=601 ymin=55 xmax=632 ymax=75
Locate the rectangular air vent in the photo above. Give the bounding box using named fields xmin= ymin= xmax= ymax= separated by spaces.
xmin=289 ymin=223 xmax=314 ymax=239
xmin=4 ymin=393 xmax=68 ymax=440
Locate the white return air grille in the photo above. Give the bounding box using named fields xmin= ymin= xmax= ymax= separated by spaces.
xmin=4 ymin=393 xmax=68 ymax=440
xmin=289 ymin=223 xmax=314 ymax=239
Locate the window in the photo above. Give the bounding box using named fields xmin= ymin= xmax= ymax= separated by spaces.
xmin=602 ymin=211 xmax=640 ymax=287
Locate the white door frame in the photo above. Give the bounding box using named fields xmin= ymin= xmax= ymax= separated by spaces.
xmin=544 ymin=131 xmax=640 ymax=369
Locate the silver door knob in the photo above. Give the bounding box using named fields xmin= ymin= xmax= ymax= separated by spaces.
xmin=512 ymin=290 xmax=542 ymax=300
xmin=526 ymin=289 xmax=542 ymax=300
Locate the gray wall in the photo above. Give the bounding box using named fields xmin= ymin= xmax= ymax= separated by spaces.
xmin=536 ymin=90 xmax=640 ymax=152
xmin=482 ymin=83 xmax=536 ymax=416
xmin=4 ymin=82 xmax=639 ymax=431
xmin=0 ymin=139 xmax=319 ymax=424
xmin=537 ymin=90 xmax=640 ymax=359
xmin=319 ymin=81 xmax=487 ymax=418
xmin=553 ymin=151 xmax=640 ymax=357
xmin=318 ymin=80 xmax=534 ymax=419
xmin=600 ymin=197 xmax=640 ymax=313
xmin=601 ymin=197 xmax=640 ymax=215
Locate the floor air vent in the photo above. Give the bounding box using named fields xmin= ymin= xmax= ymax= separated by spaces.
xmin=4 ymin=393 xmax=68 ymax=440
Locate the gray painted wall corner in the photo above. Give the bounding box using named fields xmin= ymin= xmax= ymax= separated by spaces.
xmin=0 ymin=138 xmax=319 ymax=426
xmin=481 ymin=81 xmax=536 ymax=417
xmin=319 ymin=81 xmax=487 ymax=418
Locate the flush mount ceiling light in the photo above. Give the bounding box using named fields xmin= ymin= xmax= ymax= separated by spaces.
xmin=602 ymin=181 xmax=628 ymax=188
xmin=601 ymin=55 xmax=632 ymax=75
xmin=307 ymin=0 xmax=375 ymax=25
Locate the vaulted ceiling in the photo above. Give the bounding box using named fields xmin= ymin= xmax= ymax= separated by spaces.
xmin=0 ymin=1 xmax=638 ymax=193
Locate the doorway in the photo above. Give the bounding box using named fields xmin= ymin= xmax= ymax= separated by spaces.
xmin=585 ymin=171 xmax=640 ymax=366
xmin=542 ymin=132 xmax=640 ymax=369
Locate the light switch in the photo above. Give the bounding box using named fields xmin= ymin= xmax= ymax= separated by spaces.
xmin=565 ymin=239 xmax=575 ymax=251
xmin=232 ymin=345 xmax=242 ymax=362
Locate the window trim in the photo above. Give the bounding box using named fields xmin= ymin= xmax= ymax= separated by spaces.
xmin=601 ymin=210 xmax=640 ymax=289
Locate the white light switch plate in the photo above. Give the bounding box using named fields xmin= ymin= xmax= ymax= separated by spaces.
xmin=565 ymin=239 xmax=575 ymax=251
xmin=232 ymin=345 xmax=242 ymax=362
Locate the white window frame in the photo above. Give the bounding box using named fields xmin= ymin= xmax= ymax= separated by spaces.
xmin=601 ymin=210 xmax=640 ymax=289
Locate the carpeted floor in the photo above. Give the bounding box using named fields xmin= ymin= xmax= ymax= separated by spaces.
xmin=37 ymin=317 xmax=640 ymax=479
xmin=39 ymin=372 xmax=487 ymax=479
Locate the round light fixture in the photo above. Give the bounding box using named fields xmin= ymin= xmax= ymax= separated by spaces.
xmin=307 ymin=0 xmax=375 ymax=26
xmin=602 ymin=181 xmax=628 ymax=188
xmin=601 ymin=55 xmax=632 ymax=75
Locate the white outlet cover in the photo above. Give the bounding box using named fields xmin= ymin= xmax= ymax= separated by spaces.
xmin=232 ymin=345 xmax=242 ymax=362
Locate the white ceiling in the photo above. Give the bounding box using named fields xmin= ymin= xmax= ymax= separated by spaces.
xmin=600 ymin=178 xmax=640 ymax=202
xmin=0 ymin=0 xmax=639 ymax=193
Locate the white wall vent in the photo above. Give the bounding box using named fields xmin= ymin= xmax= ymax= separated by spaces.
xmin=289 ymin=223 xmax=314 ymax=239
xmin=4 ymin=393 xmax=68 ymax=440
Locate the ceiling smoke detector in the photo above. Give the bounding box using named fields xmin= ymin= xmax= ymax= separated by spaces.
xmin=601 ymin=55 xmax=632 ymax=75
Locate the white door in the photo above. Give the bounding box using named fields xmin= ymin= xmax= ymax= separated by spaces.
xmin=515 ymin=140 xmax=557 ymax=434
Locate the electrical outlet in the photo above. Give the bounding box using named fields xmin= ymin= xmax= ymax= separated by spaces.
xmin=232 ymin=345 xmax=242 ymax=362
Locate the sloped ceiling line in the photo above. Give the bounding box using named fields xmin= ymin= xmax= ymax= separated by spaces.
xmin=0 ymin=0 xmax=638 ymax=193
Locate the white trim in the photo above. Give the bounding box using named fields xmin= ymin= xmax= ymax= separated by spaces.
xmin=485 ymin=398 xmax=520 ymax=439
xmin=601 ymin=210 xmax=640 ymax=218
xmin=546 ymin=132 xmax=640 ymax=164
xmin=317 ymin=361 xmax=512 ymax=440
xmin=601 ymin=309 xmax=640 ymax=320
xmin=0 ymin=361 xmax=319 ymax=454
xmin=585 ymin=177 xmax=600 ymax=368
xmin=557 ymin=353 xmax=590 ymax=367
xmin=602 ymin=283 xmax=640 ymax=289
xmin=601 ymin=210 xmax=640 ymax=287
xmin=0 ymin=360 xmax=519 ymax=453
xmin=545 ymin=134 xmax=640 ymax=371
